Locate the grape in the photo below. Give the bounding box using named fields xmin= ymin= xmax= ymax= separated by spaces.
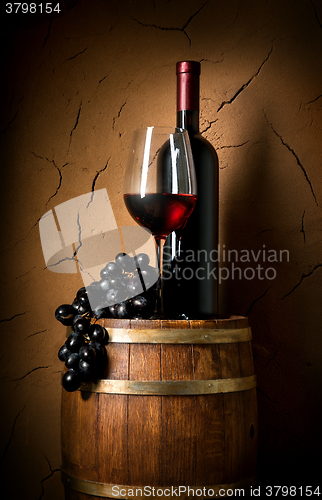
xmin=127 ymin=278 xmax=143 ymax=295
xmin=76 ymin=287 xmax=86 ymax=300
xmin=131 ymin=295 xmax=153 ymax=318
xmin=58 ymin=344 xmax=71 ymax=362
xmin=89 ymin=323 xmax=108 ymax=344
xmin=100 ymin=267 xmax=110 ymax=279
xmin=105 ymin=288 xmax=118 ymax=304
xmin=65 ymin=352 xmax=80 ymax=370
xmin=99 ymin=278 xmax=111 ymax=291
xmin=66 ymin=332 xmax=85 ymax=353
xmin=106 ymin=288 xmax=127 ymax=305
xmin=79 ymin=359 xmax=95 ymax=381
xmin=140 ymin=266 xmax=158 ymax=288
xmin=78 ymin=291 xmax=89 ymax=306
xmin=55 ymin=304 xmax=75 ymax=326
xmin=62 ymin=369 xmax=81 ymax=392
xmin=80 ymin=303 xmax=91 ymax=314
xmin=107 ymin=304 xmax=118 ymax=318
xmin=79 ymin=344 xmax=96 ymax=363
xmin=115 ymin=252 xmax=127 ymax=266
xmin=92 ymin=306 xmax=110 ymax=320
xmin=88 ymin=281 xmax=101 ymax=288
xmin=89 ymin=341 xmax=106 ymax=359
xmin=104 ymin=261 xmax=123 ymax=278
xmin=108 ymin=277 xmax=127 ymax=291
xmin=71 ymin=299 xmax=81 ymax=314
xmin=131 ymin=295 xmax=148 ymax=311
xmin=73 ymin=315 xmax=90 ymax=334
xmin=85 ymin=283 xmax=103 ymax=305
xmin=73 ymin=301 xmax=91 ymax=315
xmin=114 ymin=301 xmax=130 ymax=319
xmin=135 ymin=253 xmax=150 ymax=269
xmin=176 ymin=313 xmax=190 ymax=320
xmin=115 ymin=253 xmax=135 ymax=271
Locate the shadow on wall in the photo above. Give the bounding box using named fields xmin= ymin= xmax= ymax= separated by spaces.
xmin=219 ymin=113 xmax=322 ymax=484
xmin=219 ymin=115 xmax=279 ymax=318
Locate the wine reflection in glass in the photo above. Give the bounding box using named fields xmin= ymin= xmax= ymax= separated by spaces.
xmin=123 ymin=126 xmax=197 ymax=318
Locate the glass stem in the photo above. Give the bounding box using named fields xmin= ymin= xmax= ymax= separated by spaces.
xmin=154 ymin=237 xmax=165 ymax=317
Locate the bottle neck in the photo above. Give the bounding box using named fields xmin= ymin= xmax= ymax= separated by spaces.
xmin=177 ymin=110 xmax=199 ymax=135
xmin=176 ymin=67 xmax=200 ymax=135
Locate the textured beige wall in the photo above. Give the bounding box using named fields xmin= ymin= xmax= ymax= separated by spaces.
xmin=1 ymin=0 xmax=321 ymax=498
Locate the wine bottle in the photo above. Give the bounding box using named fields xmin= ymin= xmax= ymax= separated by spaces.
xmin=163 ymin=61 xmax=219 ymax=319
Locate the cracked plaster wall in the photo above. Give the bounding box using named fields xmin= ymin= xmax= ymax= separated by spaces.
xmin=0 ymin=0 xmax=321 ymax=498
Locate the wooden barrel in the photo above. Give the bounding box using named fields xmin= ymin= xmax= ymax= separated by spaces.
xmin=61 ymin=317 xmax=258 ymax=499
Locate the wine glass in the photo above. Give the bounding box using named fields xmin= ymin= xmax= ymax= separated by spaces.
xmin=123 ymin=126 xmax=197 ymax=318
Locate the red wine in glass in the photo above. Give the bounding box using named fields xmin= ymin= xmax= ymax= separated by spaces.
xmin=124 ymin=193 xmax=197 ymax=239
xmin=123 ymin=126 xmax=197 ymax=318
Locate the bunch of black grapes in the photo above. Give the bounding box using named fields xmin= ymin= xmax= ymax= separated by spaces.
xmin=57 ymin=316 xmax=108 ymax=392
xmin=55 ymin=253 xmax=157 ymax=392
xmin=89 ymin=252 xmax=157 ymax=320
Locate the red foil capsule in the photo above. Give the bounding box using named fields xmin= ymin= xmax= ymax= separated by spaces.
xmin=176 ymin=61 xmax=200 ymax=112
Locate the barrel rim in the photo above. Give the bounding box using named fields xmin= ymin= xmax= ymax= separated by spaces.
xmin=79 ymin=374 xmax=257 ymax=395
xmin=61 ymin=471 xmax=257 ymax=499
xmin=97 ymin=316 xmax=249 ymax=330
xmin=104 ymin=326 xmax=252 ymax=344
xmin=66 ymin=317 xmax=250 ymax=339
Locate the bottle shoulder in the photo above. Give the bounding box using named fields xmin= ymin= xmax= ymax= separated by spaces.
xmin=193 ymin=132 xmax=216 ymax=148
xmin=190 ymin=133 xmax=219 ymax=167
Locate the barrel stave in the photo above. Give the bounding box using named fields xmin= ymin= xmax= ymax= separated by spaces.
xmin=160 ymin=340 xmax=195 ymax=486
xmin=128 ymin=334 xmax=162 ymax=486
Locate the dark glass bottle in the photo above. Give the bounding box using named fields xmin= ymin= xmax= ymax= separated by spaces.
xmin=163 ymin=61 xmax=219 ymax=319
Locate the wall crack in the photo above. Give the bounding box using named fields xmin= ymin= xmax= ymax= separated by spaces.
xmin=15 ymin=266 xmax=36 ymax=281
xmin=245 ymin=285 xmax=271 ymax=316
xmin=217 ymin=46 xmax=273 ymax=112
xmin=13 ymin=366 xmax=51 ymax=386
xmin=265 ymin=342 xmax=283 ymax=367
xmin=131 ymin=0 xmax=210 ymax=46
xmin=306 ymin=94 xmax=322 ymax=105
xmin=300 ymin=210 xmax=306 ymax=244
xmin=113 ymin=101 xmax=127 ymax=130
xmin=46 ymin=158 xmax=63 ymax=206
xmin=91 ymin=157 xmax=111 ymax=195
xmin=0 ymin=311 xmax=28 ymax=323
xmin=42 ymin=14 xmax=53 ymax=50
xmin=281 ymin=263 xmax=322 ymax=299
xmin=25 ymin=329 xmax=48 ymax=340
xmin=68 ymin=101 xmax=82 ymax=153
xmin=45 ymin=254 xmax=76 ymax=271
xmin=217 ymin=140 xmax=249 ymax=149
xmin=311 ymin=0 xmax=322 ymax=29
xmin=256 ymin=386 xmax=276 ymax=405
xmin=256 ymin=228 xmax=274 ymax=237
xmin=266 ymin=118 xmax=318 ymax=207
xmin=99 ymin=74 xmax=109 ymax=84
xmin=200 ymin=119 xmax=218 ymax=134
xmin=0 ymin=405 xmax=26 ymax=467
xmin=39 ymin=455 xmax=61 ymax=500
xmin=73 ymin=211 xmax=83 ymax=262
xmin=0 ymin=109 xmax=19 ymax=134
xmin=63 ymin=47 xmax=88 ymax=63
xmin=199 ymin=57 xmax=224 ymax=64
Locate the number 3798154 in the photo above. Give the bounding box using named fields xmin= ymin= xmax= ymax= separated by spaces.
xmin=5 ymin=3 xmax=61 ymax=14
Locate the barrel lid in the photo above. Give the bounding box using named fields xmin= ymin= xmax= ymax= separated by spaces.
xmin=176 ymin=61 xmax=200 ymax=75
